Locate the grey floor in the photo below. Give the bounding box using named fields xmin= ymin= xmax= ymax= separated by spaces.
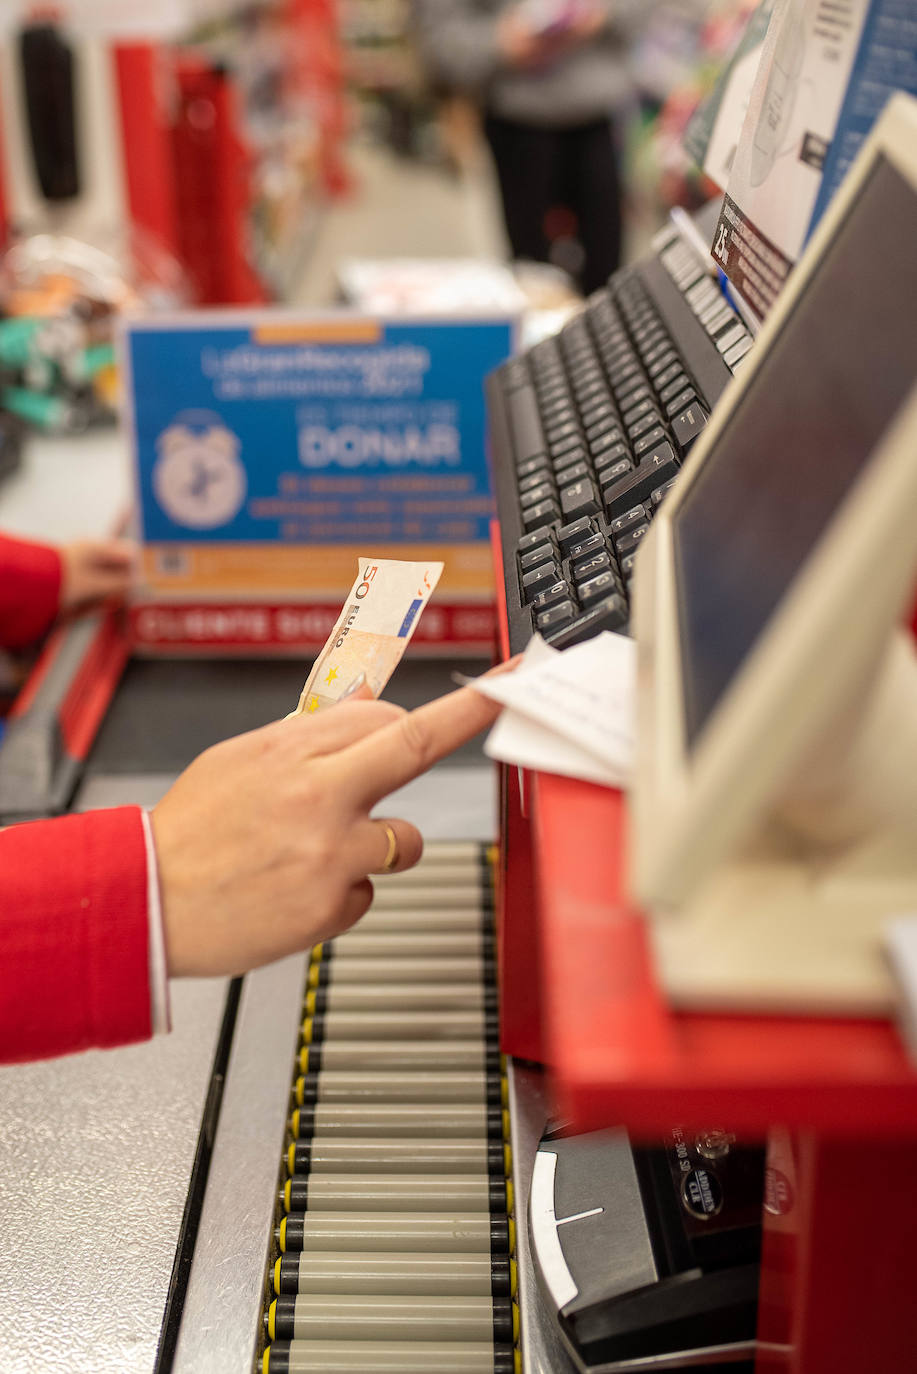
xmin=289 ymin=129 xmax=661 ymax=309
xmin=291 ymin=138 xmax=510 ymax=306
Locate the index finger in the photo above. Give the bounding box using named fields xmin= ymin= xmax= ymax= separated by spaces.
xmin=335 ymin=683 xmax=504 ymax=808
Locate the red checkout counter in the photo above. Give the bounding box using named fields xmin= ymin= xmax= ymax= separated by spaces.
xmin=492 ymin=535 xmax=917 ymax=1374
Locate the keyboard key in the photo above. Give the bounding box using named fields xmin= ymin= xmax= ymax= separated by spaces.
xmin=601 ymin=450 xmax=680 ymax=519
xmin=585 ymin=415 xmax=620 ymax=443
xmin=517 ymin=527 xmax=555 ymax=555
xmin=555 ymin=459 xmax=590 ymax=487
xmin=658 ymin=373 xmax=690 ymax=405
xmin=700 ymin=302 xmax=735 ymax=334
xmin=615 ymin=522 xmax=650 ymax=558
xmin=642 ymin=337 xmax=674 ymax=369
xmin=522 ymin=561 xmax=561 ymax=601
xmin=616 ymin=378 xmax=652 ymax=410
xmin=627 ymin=409 xmax=663 ymax=442
xmin=608 ymin=358 xmax=641 ymax=388
xmin=550 ymin=431 xmax=584 ymax=459
xmin=597 ymin=456 xmax=634 ymax=489
xmin=535 ymin=600 xmax=577 ymax=633
xmin=640 ymin=439 xmax=678 ymax=469
xmin=551 ymin=443 xmax=588 ymax=470
xmin=542 ymin=407 xmax=575 ymax=430
xmin=715 ymin=322 xmax=749 ymax=354
xmin=724 ymin=336 xmax=754 ymax=367
xmin=581 ymin=397 xmax=617 ymax=422
xmin=619 ymin=551 xmax=637 ymax=580
xmin=545 ymin=419 xmax=579 ymax=445
xmin=523 ymin=499 xmax=560 ymax=531
xmin=568 ymin=531 xmax=607 ymax=563
xmin=575 ymin=376 xmax=607 ymax=402
xmin=520 ymin=541 xmax=556 ymax=571
xmin=634 ymin=314 xmax=664 ymax=337
xmin=544 ymin=593 xmax=629 ymax=648
xmin=664 ymin=387 xmax=697 ymax=419
xmin=557 ymin=515 xmax=596 ymax=551
xmin=576 ymin=570 xmax=621 ymax=606
xmin=509 ymin=385 xmax=546 ymax=463
xmin=687 ymin=279 xmax=719 ymax=311
xmin=530 ymin=337 xmax=561 ymax=363
xmin=531 ymin=581 xmax=573 ymax=610
xmin=520 ymin=481 xmax=555 ymax=510
xmin=560 ymin=479 xmax=601 ymax=521
xmin=588 ymin=429 xmax=624 ymax=457
xmin=609 ymin=503 xmax=648 ymax=537
xmin=671 ymin=402 xmax=708 ymax=454
xmin=599 ymin=458 xmax=635 ymax=497
xmin=650 ymin=479 xmax=678 ymax=509
xmin=594 ymin=438 xmax=629 ymax=467
xmin=633 ymin=425 xmax=666 ymax=457
xmin=647 ymin=351 xmax=678 ymax=380
xmin=516 ymin=454 xmax=550 ymax=480
xmin=622 ymin=396 xmax=657 ymax=428
xmin=519 ymin=469 xmax=553 ymax=494
xmin=572 ymin=551 xmax=613 ymax=583
xmin=653 ymin=360 xmax=683 ymax=392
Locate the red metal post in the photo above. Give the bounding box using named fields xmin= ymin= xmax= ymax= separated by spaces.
xmin=112 ymin=43 xmax=180 ymax=258
xmin=757 ymin=1130 xmax=917 ymax=1373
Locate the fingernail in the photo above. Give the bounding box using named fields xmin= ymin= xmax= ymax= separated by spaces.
xmin=338 ymin=672 xmax=366 ymax=702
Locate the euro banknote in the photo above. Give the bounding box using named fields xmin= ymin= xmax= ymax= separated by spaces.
xmin=291 ymin=557 xmax=444 ymax=715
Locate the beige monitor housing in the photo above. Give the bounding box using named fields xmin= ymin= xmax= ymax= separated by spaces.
xmin=631 ymin=92 xmax=917 ymax=1015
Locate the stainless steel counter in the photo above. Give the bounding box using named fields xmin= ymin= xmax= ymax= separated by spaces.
xmin=0 ymin=976 xmax=230 ymax=1374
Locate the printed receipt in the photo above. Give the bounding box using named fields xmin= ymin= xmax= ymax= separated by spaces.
xmin=468 ymin=631 xmax=636 ymax=787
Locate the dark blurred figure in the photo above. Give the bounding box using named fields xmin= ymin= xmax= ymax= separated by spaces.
xmin=414 ymin=0 xmax=641 ymax=295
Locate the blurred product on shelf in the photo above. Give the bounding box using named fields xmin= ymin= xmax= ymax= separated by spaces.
xmin=336 ymin=255 xmax=580 ymax=347
xmin=176 ymin=1 xmax=349 ymax=298
xmin=336 ymin=254 xmax=528 ymax=311
xmin=634 ymin=0 xmax=763 ymax=212
xmin=0 ymin=3 xmax=348 ymax=307
xmin=0 ymin=228 xmax=188 ymax=435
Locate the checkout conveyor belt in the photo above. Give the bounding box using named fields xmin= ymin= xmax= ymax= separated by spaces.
xmin=259 ymin=843 xmax=519 ymax=1374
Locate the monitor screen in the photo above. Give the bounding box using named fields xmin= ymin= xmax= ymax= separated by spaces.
xmin=673 ymin=157 xmax=917 ymax=751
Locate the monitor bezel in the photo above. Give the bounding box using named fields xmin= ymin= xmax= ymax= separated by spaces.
xmin=631 ymin=92 xmax=917 ymax=910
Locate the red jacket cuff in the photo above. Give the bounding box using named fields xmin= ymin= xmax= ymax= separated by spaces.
xmin=0 ymin=806 xmax=152 ymax=1063
xmin=0 ymin=533 xmax=63 ymax=648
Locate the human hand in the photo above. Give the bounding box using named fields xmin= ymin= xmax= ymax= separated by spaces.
xmin=565 ymin=1 xmax=604 ymax=41
xmin=497 ymin=0 xmax=604 ymax=64
xmin=59 ymin=538 xmax=136 ymax=613
xmin=497 ymin=8 xmax=548 ymax=66
xmin=151 ymin=683 xmax=505 ymax=977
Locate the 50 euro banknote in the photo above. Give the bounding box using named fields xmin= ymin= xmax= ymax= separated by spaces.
xmin=291 ymin=558 xmax=444 ymax=715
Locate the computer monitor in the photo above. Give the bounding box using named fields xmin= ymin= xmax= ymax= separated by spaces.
xmin=631 ymin=92 xmax=917 ymax=1015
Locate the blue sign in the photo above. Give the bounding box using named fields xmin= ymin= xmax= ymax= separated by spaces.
xmin=123 ymin=313 xmax=516 ymax=549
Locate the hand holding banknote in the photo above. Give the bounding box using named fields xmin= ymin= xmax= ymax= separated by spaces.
xmin=291 ymin=557 xmax=443 ymax=715
xmin=152 ymin=676 xmax=505 ymax=978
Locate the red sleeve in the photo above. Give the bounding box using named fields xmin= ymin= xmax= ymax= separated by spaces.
xmin=0 ymin=532 xmax=63 ymax=648
xmin=0 ymin=805 xmax=152 ymax=1063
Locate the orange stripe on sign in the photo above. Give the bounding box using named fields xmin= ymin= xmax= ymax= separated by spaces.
xmin=252 ymin=320 xmax=382 ymax=345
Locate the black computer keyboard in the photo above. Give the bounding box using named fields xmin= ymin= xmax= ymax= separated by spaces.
xmin=487 ymin=230 xmax=752 ymax=656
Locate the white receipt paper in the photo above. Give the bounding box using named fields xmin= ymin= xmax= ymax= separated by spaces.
xmin=467 ymin=631 xmax=636 ymax=788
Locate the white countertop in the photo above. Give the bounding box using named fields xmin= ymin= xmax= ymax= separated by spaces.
xmin=0 ymin=425 xmax=132 ymax=542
